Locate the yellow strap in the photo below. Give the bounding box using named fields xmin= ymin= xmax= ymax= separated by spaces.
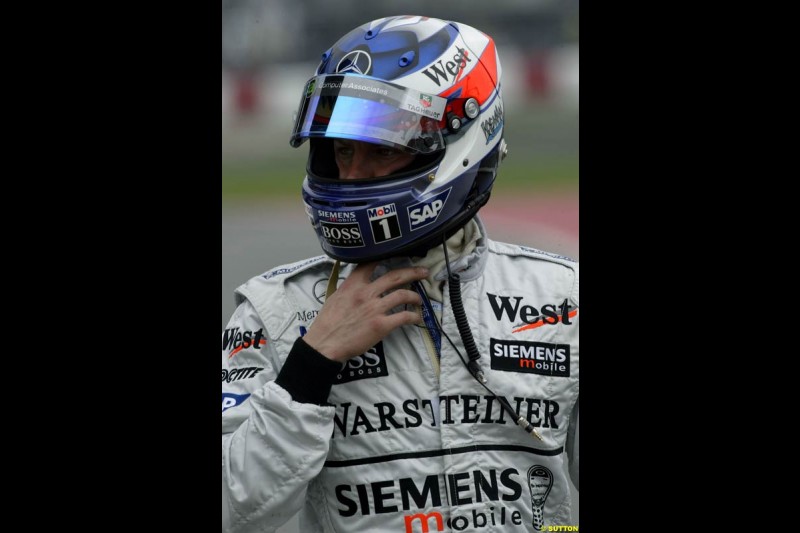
xmin=325 ymin=260 xmax=341 ymax=300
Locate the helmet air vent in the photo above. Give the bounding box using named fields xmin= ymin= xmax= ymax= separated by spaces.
xmin=399 ymin=51 xmax=415 ymax=67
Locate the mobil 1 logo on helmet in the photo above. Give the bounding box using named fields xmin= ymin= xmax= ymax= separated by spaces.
xmin=408 ymin=188 xmax=451 ymax=231
xmin=367 ymin=203 xmax=401 ymax=244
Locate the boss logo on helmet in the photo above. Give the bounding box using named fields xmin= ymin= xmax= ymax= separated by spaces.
xmin=408 ymin=188 xmax=451 ymax=231
xmin=321 ymin=222 xmax=364 ymax=248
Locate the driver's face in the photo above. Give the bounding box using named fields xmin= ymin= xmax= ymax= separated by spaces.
xmin=333 ymin=139 xmax=416 ymax=180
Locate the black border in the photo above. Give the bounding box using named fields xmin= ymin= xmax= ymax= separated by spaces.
xmin=38 ymin=2 xmax=223 ymax=526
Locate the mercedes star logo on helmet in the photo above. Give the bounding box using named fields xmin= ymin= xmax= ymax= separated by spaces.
xmin=337 ymin=50 xmax=372 ymax=75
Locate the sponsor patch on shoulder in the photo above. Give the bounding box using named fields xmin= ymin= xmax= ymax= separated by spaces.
xmin=222 ymin=327 xmax=267 ymax=359
xmin=490 ymin=338 xmax=570 ymax=377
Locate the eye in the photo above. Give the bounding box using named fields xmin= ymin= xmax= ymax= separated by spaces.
xmin=375 ymin=146 xmax=402 ymax=158
xmin=333 ymin=143 xmax=354 ymax=158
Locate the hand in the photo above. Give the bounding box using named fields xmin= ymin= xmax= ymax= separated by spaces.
xmin=303 ymin=262 xmax=427 ymax=362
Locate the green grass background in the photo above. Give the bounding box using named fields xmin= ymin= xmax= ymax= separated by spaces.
xmin=223 ymin=104 xmax=578 ymax=199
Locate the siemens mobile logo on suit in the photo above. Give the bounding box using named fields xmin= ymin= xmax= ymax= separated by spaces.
xmin=490 ymin=339 xmax=570 ymax=377
xmin=333 ymin=462 xmax=556 ymax=532
xmin=486 ymin=293 xmax=576 ymax=377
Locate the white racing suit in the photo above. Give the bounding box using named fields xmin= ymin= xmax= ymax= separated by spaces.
xmin=222 ymin=219 xmax=579 ymax=532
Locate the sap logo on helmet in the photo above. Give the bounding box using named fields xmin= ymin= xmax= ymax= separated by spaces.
xmin=337 ymin=50 xmax=372 ymax=75
xmin=222 ymin=392 xmax=250 ymax=412
xmin=408 ymin=188 xmax=451 ymax=231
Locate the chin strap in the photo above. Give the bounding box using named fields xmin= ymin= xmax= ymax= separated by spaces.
xmin=326 ymin=260 xmax=341 ymax=300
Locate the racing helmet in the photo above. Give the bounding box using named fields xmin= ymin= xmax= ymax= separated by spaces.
xmin=290 ymin=15 xmax=506 ymax=263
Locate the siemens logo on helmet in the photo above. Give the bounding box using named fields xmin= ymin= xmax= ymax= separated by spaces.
xmin=407 ymin=188 xmax=451 ymax=231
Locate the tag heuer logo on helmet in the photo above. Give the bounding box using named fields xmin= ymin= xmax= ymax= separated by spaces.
xmin=419 ymin=94 xmax=433 ymax=108
xmin=305 ymin=79 xmax=316 ymax=97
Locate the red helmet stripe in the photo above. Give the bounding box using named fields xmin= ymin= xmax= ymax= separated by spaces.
xmin=440 ymin=39 xmax=498 ymax=105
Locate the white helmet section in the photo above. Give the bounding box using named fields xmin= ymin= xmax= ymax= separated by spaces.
xmin=393 ymin=21 xmax=502 ymax=201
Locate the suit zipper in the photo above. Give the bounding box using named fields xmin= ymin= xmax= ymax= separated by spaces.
xmin=411 ymin=281 xmax=442 ymax=378
xmin=418 ymin=304 xmax=440 ymax=377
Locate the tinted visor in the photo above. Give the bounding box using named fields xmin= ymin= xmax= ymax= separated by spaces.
xmin=290 ymin=74 xmax=447 ymax=154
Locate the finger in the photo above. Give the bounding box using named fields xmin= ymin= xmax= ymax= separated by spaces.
xmin=341 ymin=261 xmax=380 ymax=286
xmin=381 ymin=310 xmax=424 ymax=331
xmin=378 ymin=288 xmax=423 ymax=311
xmin=370 ymin=266 xmax=429 ymax=296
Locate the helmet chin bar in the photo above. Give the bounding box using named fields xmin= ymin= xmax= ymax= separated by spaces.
xmin=324 ymin=203 xmax=486 ymax=264
xmin=317 ymin=143 xmax=499 ymax=264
